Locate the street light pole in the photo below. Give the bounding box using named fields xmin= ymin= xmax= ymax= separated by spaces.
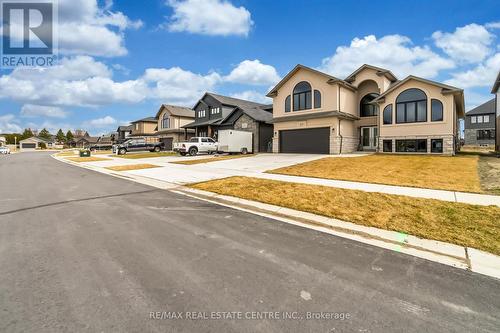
xmin=14 ymin=136 xmax=17 ymax=152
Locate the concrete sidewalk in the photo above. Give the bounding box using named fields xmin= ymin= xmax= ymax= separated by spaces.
xmin=56 ymin=152 xmax=500 ymax=207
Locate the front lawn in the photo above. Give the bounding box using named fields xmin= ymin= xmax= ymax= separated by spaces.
xmin=191 ymin=176 xmax=500 ymax=255
xmin=105 ymin=164 xmax=161 ymax=171
xmin=478 ymin=155 xmax=500 ymax=195
xmin=269 ymin=154 xmax=481 ymax=193
xmin=115 ymin=152 xmax=177 ymax=159
xmin=170 ymin=154 xmax=254 ymax=165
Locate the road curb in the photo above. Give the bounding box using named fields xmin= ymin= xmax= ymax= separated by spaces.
xmin=172 ymin=187 xmax=500 ymax=280
xmin=51 ymin=153 xmax=500 ymax=280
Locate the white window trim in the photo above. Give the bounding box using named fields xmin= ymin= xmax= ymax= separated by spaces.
xmin=471 ymin=116 xmax=477 ymax=124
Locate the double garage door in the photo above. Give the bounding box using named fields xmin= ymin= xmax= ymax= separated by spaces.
xmin=21 ymin=143 xmax=36 ymax=150
xmin=279 ymin=127 xmax=330 ymax=154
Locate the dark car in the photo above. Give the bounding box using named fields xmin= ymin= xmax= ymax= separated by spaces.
xmin=112 ymin=138 xmax=163 ymax=155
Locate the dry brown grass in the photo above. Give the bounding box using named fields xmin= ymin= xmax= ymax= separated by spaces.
xmin=92 ymin=150 xmax=112 ymax=155
xmin=191 ymin=176 xmax=500 ymax=255
xmin=270 ymin=154 xmax=481 ymax=193
xmin=105 ymin=164 xmax=161 ymax=171
xmin=170 ymin=154 xmax=254 ymax=165
xmin=478 ymin=156 xmax=500 ymax=195
xmin=65 ymin=156 xmax=110 ymax=162
xmin=115 ymin=152 xmax=177 ymax=159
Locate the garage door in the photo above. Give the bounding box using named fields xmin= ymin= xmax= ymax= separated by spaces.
xmin=21 ymin=143 xmax=36 ymax=149
xmin=161 ymin=137 xmax=173 ymax=151
xmin=279 ymin=127 xmax=330 ymax=154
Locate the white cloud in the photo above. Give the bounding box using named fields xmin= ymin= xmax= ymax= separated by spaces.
xmin=0 ymin=114 xmax=22 ymax=133
xmin=0 ymin=57 xmax=224 ymax=108
xmin=164 ymin=0 xmax=253 ymax=37
xmin=56 ymin=0 xmax=142 ymax=57
xmin=142 ymin=67 xmax=222 ymax=105
xmin=485 ymin=21 xmax=500 ymax=29
xmin=21 ymin=104 xmax=68 ymax=118
xmin=432 ymin=24 xmax=494 ymax=63
xmin=84 ymin=116 xmax=117 ymax=128
xmin=444 ymin=52 xmax=500 ymax=88
xmin=320 ymin=34 xmax=455 ymax=79
xmin=231 ymin=90 xmax=271 ymax=104
xmin=225 ymin=60 xmax=280 ymax=85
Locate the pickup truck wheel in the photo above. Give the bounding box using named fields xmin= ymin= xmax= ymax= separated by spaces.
xmin=153 ymin=146 xmax=161 ymax=153
xmin=179 ymin=152 xmax=186 ymax=156
xmin=119 ymin=148 xmax=126 ymax=155
xmin=241 ymin=148 xmax=248 ymax=155
xmin=188 ymin=147 xmax=198 ymax=156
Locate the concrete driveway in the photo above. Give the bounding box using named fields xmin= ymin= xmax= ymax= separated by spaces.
xmin=80 ymin=153 xmax=341 ymax=185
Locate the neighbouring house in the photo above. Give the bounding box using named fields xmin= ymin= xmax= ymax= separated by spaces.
xmin=464 ymin=99 xmax=496 ymax=148
xmin=492 ymin=71 xmax=500 ymax=152
xmin=182 ymin=92 xmax=274 ymax=153
xmin=19 ymin=136 xmax=56 ymax=150
xmin=0 ymin=136 xmax=5 ymax=147
xmin=266 ymin=64 xmax=464 ymax=155
xmin=130 ymin=117 xmax=158 ymax=137
xmin=116 ymin=125 xmax=133 ymax=142
xmin=155 ymin=104 xmax=195 ymax=150
xmin=74 ymin=136 xmax=99 ymax=148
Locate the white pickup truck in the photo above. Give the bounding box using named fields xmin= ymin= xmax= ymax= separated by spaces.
xmin=173 ymin=137 xmax=218 ymax=156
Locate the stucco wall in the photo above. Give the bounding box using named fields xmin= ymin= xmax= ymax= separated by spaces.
xmin=272 ymin=68 xmax=338 ymax=118
xmin=378 ymin=79 xmax=456 ymax=137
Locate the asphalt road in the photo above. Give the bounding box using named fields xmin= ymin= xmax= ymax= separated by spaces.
xmin=0 ymin=152 xmax=499 ymax=333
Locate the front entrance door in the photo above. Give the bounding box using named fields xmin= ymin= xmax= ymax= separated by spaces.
xmin=361 ymin=127 xmax=378 ymax=150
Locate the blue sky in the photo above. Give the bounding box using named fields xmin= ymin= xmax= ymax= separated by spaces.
xmin=0 ymin=0 xmax=499 ymax=135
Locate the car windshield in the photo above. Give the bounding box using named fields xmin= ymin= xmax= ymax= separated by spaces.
xmin=189 ymin=138 xmax=198 ymax=142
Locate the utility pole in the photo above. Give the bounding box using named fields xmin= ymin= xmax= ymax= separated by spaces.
xmin=14 ymin=136 xmax=17 ymax=152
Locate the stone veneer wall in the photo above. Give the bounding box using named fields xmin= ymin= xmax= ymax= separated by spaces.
xmin=331 ymin=136 xmax=358 ymax=154
xmin=232 ymin=113 xmax=259 ymax=153
xmin=378 ymin=135 xmax=456 ymax=155
xmin=464 ymin=129 xmax=495 ymax=147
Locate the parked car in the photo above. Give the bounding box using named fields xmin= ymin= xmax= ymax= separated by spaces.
xmin=0 ymin=146 xmax=10 ymax=154
xmin=173 ymin=137 xmax=218 ymax=156
xmin=89 ymin=144 xmax=113 ymax=152
xmin=112 ymin=137 xmax=163 ymax=155
xmin=217 ymin=130 xmax=253 ymax=154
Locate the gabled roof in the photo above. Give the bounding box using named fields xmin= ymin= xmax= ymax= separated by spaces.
xmin=76 ymin=136 xmax=99 ymax=143
xmin=372 ymin=75 xmax=465 ymax=117
xmin=193 ymin=92 xmax=268 ymax=110
xmin=117 ymin=125 xmax=133 ymax=132
xmin=466 ymin=98 xmax=495 ymax=115
xmin=266 ymin=64 xmax=356 ymax=97
xmin=492 ymin=71 xmax=500 ymax=93
xmin=344 ymin=64 xmax=398 ymax=83
xmin=131 ymin=117 xmax=157 ymax=124
xmin=155 ymin=104 xmax=195 ymax=119
xmin=372 ymin=75 xmax=462 ymax=102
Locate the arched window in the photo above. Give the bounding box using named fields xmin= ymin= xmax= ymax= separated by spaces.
xmin=396 ymin=88 xmax=427 ymax=123
xmin=383 ymin=104 xmax=392 ymax=124
xmin=293 ymin=81 xmax=312 ymax=111
xmin=314 ymin=90 xmax=321 ymax=108
xmin=360 ymin=93 xmax=379 ymax=117
xmin=285 ymin=95 xmax=291 ymax=112
xmin=431 ymin=99 xmax=443 ymax=122
xmin=162 ymin=113 xmax=170 ymax=129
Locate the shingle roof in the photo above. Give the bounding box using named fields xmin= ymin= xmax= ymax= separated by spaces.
xmin=466 ymin=98 xmax=495 ymax=116
xmin=117 ymin=125 xmax=133 ymax=131
xmin=344 ymin=64 xmax=398 ymax=83
xmin=238 ymin=106 xmax=273 ymax=123
xmin=156 ymin=104 xmax=195 ymax=118
xmin=266 ymin=64 xmax=356 ymax=97
xmin=206 ymin=92 xmax=268 ymax=109
xmin=131 ymin=117 xmax=157 ymax=123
